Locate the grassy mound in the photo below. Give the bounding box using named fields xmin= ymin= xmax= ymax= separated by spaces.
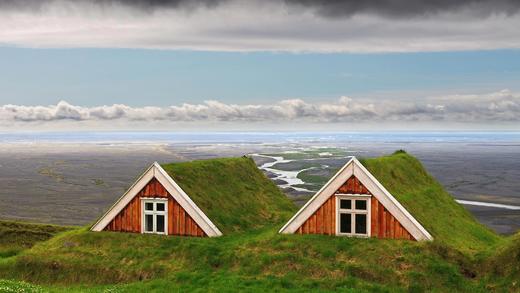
xmin=0 ymin=152 xmax=513 ymax=291
xmin=0 ymin=226 xmax=484 ymax=291
xmin=361 ymin=151 xmax=502 ymax=253
xmin=482 ymin=232 xmax=520 ymax=290
xmin=161 ymin=157 xmax=297 ymax=234
xmin=0 ymin=220 xmax=71 ymax=259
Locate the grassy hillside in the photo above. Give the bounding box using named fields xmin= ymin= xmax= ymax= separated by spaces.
xmin=0 ymin=152 xmax=516 ymax=291
xmin=0 ymin=220 xmax=71 ymax=259
xmin=482 ymin=231 xmax=520 ymax=290
xmin=161 ymin=157 xmax=297 ymax=233
xmin=361 ymin=151 xmax=503 ymax=253
xmin=0 ymin=225 xmax=487 ymax=292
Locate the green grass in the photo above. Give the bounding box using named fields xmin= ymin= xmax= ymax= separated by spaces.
xmin=0 ymin=279 xmax=46 ymax=293
xmin=0 ymin=226 xmax=489 ymax=292
xmin=480 ymin=232 xmax=520 ymax=291
xmin=0 ymin=152 xmax=518 ymax=291
xmin=262 ymin=147 xmax=348 ymax=161
xmin=296 ymin=169 xmax=330 ymax=187
xmin=161 ymin=157 xmax=297 ymax=234
xmin=0 ymin=220 xmax=71 ymax=259
xmin=361 ymin=151 xmax=503 ymax=254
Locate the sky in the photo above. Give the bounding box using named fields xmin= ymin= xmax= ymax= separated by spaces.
xmin=1 ymin=0 xmax=520 ymax=131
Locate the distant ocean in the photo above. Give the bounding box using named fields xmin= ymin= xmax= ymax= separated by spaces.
xmin=1 ymin=131 xmax=520 ymax=144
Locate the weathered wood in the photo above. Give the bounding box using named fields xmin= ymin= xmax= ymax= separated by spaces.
xmin=331 ymin=196 xmax=336 ymax=234
xmin=316 ymin=206 xmax=322 ymax=234
xmin=293 ymin=174 xmax=416 ymax=241
xmin=180 ymin=208 xmax=186 ymax=235
xmin=371 ymin=197 xmax=378 ymax=237
xmin=336 ymin=175 xmax=372 ymax=195
xmin=168 ymin=199 xmax=174 ymax=235
xmin=104 ymin=178 xmax=206 ymax=237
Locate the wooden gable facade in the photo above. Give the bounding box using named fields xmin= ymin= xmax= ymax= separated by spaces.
xmin=295 ymin=175 xmax=413 ymax=240
xmin=91 ymin=162 xmax=222 ymax=237
xmin=279 ymin=157 xmax=432 ymax=241
xmin=103 ymin=178 xmax=206 ymax=237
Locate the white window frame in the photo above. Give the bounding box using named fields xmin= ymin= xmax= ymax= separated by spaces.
xmin=335 ymin=194 xmax=371 ymax=237
xmin=141 ymin=198 xmax=168 ymax=235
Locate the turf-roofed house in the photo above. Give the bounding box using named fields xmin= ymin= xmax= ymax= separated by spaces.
xmin=91 ymin=157 xmax=296 ymax=237
xmin=91 ymin=162 xmax=222 ymax=237
xmin=279 ymin=157 xmax=433 ymax=241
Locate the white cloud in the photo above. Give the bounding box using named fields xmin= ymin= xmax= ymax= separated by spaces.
xmin=1 ymin=90 xmax=519 ymax=129
xmin=1 ymin=1 xmax=520 ymax=52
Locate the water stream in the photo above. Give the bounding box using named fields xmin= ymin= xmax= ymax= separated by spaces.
xmin=252 ymin=153 xmax=317 ymax=192
xmin=252 ymin=153 xmax=520 ymax=210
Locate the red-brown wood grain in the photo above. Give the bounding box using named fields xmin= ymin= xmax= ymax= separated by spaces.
xmin=104 ymin=178 xmax=206 ymax=237
xmin=296 ymin=175 xmax=415 ymax=240
xmin=336 ymin=175 xmax=371 ymax=194
xmin=296 ymin=195 xmax=336 ymax=235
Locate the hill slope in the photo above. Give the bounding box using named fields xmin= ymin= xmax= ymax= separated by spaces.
xmin=161 ymin=157 xmax=297 ymax=234
xmin=0 ymin=152 xmax=513 ymax=291
xmin=0 ymin=220 xmax=71 ymax=258
xmin=361 ymin=151 xmax=502 ymax=253
xmin=483 ymin=231 xmax=520 ymax=290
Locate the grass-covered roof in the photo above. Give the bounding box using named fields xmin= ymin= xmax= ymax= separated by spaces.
xmin=1 ymin=152 xmax=517 ymax=291
xmin=160 ymin=157 xmax=297 ymax=234
xmin=361 ymin=151 xmax=502 ymax=252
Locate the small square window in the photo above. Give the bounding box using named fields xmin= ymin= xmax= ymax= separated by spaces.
xmin=340 ymin=213 xmax=351 ymax=233
xmin=340 ymin=199 xmax=351 ymax=210
xmin=156 ymin=203 xmax=165 ymax=211
xmin=142 ymin=200 xmax=167 ymax=234
xmin=355 ymin=200 xmax=367 ymax=210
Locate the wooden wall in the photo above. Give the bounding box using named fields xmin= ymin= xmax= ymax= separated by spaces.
xmin=336 ymin=175 xmax=371 ymax=194
xmin=104 ymin=178 xmax=206 ymax=237
xmin=296 ymin=175 xmax=415 ymax=240
xmin=296 ymin=195 xmax=336 ymax=235
xmin=370 ymin=196 xmax=413 ymax=240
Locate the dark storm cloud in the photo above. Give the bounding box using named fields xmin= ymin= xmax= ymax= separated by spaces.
xmin=2 ymin=0 xmax=519 ymax=18
xmin=0 ymin=0 xmax=228 ymax=12
xmin=283 ymin=0 xmax=520 ymax=18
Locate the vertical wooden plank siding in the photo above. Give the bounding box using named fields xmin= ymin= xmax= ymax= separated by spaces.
xmin=104 ymin=178 xmax=207 ymax=237
xmin=336 ymin=176 xmax=371 ymax=194
xmin=297 ymin=175 xmax=415 ymax=240
xmin=370 ymin=196 xmax=414 ymax=240
xmin=296 ymin=195 xmax=336 ymax=235
xmin=371 ymin=198 xmax=378 ymax=237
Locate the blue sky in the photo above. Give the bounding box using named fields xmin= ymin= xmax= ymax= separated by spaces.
xmin=0 ymin=0 xmax=520 ymax=130
xmin=2 ymin=48 xmax=519 ymax=107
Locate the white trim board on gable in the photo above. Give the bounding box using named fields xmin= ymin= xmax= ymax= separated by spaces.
xmin=279 ymin=157 xmax=433 ymax=241
xmin=90 ymin=162 xmax=223 ymax=237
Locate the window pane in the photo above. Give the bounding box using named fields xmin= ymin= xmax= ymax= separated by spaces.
xmin=156 ymin=202 xmax=165 ymax=212
xmin=340 ymin=213 xmax=351 ymax=233
xmin=156 ymin=215 xmax=165 ymax=233
xmin=145 ymin=214 xmax=154 ymax=232
xmin=340 ymin=199 xmax=351 ymax=210
xmin=355 ymin=200 xmax=367 ymax=210
xmin=145 ymin=202 xmax=154 ymax=211
xmin=355 ymin=214 xmax=367 ymax=234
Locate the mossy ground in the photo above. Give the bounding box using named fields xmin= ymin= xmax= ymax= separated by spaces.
xmin=361 ymin=151 xmax=503 ymax=254
xmin=0 ymin=153 xmax=518 ymax=292
xmin=0 ymin=227 xmax=492 ymax=292
xmin=0 ymin=220 xmax=71 ymax=259
xmin=161 ymin=157 xmax=296 ymax=234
